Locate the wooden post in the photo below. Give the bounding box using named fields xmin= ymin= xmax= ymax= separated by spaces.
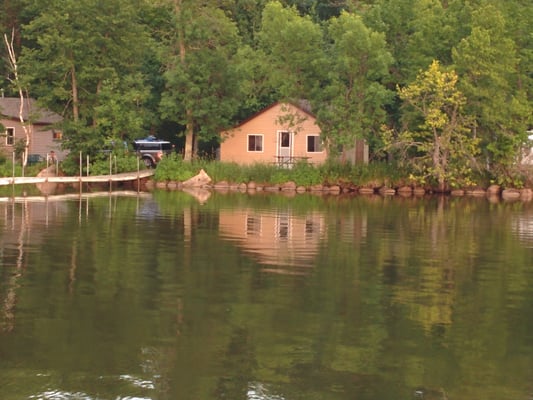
xmin=137 ymin=156 xmax=140 ymax=193
xmin=12 ymin=152 xmax=15 ymax=193
xmin=109 ymin=153 xmax=112 ymax=192
xmin=79 ymin=151 xmax=82 ymax=195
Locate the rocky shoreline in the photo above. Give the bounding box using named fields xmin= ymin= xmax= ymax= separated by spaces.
xmin=145 ymin=176 xmax=533 ymax=202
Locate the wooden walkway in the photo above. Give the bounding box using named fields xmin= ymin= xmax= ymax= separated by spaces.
xmin=0 ymin=169 xmax=155 ymax=186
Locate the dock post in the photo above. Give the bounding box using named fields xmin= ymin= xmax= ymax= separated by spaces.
xmin=137 ymin=157 xmax=140 ymax=193
xmin=12 ymin=152 xmax=15 ymax=196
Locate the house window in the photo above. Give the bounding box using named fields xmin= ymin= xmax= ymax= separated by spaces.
xmin=246 ymin=215 xmax=261 ymax=236
xmin=248 ymin=134 xmax=263 ymax=152
xmin=307 ymin=135 xmax=322 ymax=152
xmin=52 ymin=130 xmax=63 ymax=140
xmin=5 ymin=127 xmax=15 ymax=146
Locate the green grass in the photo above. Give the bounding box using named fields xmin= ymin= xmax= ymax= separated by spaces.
xmin=0 ymin=152 xmax=415 ymax=189
xmin=154 ymin=158 xmax=410 ymax=188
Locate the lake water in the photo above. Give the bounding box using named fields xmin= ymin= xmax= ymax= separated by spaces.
xmin=0 ymin=189 xmax=532 ymax=400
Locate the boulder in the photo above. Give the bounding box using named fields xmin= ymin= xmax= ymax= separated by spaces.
xmin=36 ymin=166 xmax=58 ymax=195
xmin=182 ymin=169 xmax=212 ymax=187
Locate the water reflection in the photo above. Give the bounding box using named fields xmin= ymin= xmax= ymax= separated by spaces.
xmin=1 ymin=192 xmax=533 ymax=400
xmin=512 ymin=211 xmax=533 ymax=246
xmin=218 ymin=207 xmax=327 ymax=272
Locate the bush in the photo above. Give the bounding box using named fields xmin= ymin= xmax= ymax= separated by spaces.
xmin=60 ymin=150 xmax=139 ymax=176
xmin=154 ymin=154 xmax=197 ymax=182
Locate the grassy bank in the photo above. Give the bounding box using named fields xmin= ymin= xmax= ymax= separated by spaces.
xmin=2 ymin=151 xmax=522 ymax=192
xmin=154 ymin=154 xmax=413 ymax=189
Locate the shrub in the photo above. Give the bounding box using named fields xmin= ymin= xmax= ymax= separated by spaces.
xmin=154 ymin=154 xmax=196 ymax=182
xmin=60 ymin=150 xmax=139 ymax=176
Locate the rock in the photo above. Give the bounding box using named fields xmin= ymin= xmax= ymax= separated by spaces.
xmin=281 ymin=181 xmax=297 ymax=191
xmin=398 ymin=186 xmax=413 ymax=194
xmin=182 ymin=169 xmax=212 ymax=187
xmin=520 ymin=188 xmax=532 ymax=200
xmin=358 ymin=187 xmax=374 ymax=195
xmin=466 ymin=188 xmax=486 ymax=197
xmin=487 ymin=184 xmax=501 ymax=196
xmin=413 ymin=187 xmax=426 ymax=196
xmin=502 ymin=189 xmax=521 ymax=200
xmin=309 ymin=184 xmax=324 ymax=192
xmin=214 ymin=181 xmax=229 ymax=189
xmin=167 ymin=181 xmax=179 ymax=190
xmin=328 ymin=185 xmax=341 ymax=194
xmin=379 ymin=187 xmax=396 ymax=196
xmin=36 ymin=166 xmax=58 ymax=195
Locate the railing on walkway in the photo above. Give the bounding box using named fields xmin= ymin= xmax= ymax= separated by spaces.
xmin=273 ymin=156 xmax=310 ymax=168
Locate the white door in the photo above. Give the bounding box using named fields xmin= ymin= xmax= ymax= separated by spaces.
xmin=277 ymin=131 xmax=293 ymax=166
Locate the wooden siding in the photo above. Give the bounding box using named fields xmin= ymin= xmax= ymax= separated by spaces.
xmin=1 ymin=119 xmax=67 ymax=160
xmin=220 ymin=103 xmax=328 ymax=165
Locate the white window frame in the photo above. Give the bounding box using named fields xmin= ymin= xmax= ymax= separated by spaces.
xmin=306 ymin=134 xmax=323 ymax=153
xmin=5 ymin=127 xmax=15 ymax=146
xmin=247 ymin=134 xmax=264 ymax=152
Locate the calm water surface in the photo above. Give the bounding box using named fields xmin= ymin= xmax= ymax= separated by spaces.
xmin=0 ymin=190 xmax=532 ymax=400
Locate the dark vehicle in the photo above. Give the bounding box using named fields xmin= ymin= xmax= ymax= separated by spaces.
xmin=133 ymin=136 xmax=173 ymax=167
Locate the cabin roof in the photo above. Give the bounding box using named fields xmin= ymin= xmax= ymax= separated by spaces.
xmin=231 ymin=101 xmax=315 ymax=130
xmin=0 ymin=97 xmax=62 ymax=124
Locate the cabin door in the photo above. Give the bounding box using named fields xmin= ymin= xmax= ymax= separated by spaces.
xmin=277 ymin=130 xmax=293 ymax=166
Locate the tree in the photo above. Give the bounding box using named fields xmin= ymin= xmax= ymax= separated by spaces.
xmin=159 ymin=0 xmax=243 ymax=161
xmin=257 ymin=1 xmax=326 ymax=102
xmin=20 ymin=0 xmax=153 ymax=156
xmin=4 ymin=30 xmax=32 ymax=166
xmin=0 ymin=0 xmax=31 ymax=91
xmin=452 ymin=4 xmax=532 ymax=178
xmin=364 ymin=0 xmax=465 ymax=85
xmin=383 ymin=60 xmax=479 ymax=191
xmin=315 ymin=11 xmax=393 ymax=159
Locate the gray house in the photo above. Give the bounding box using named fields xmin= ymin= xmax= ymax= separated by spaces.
xmin=0 ymin=97 xmax=65 ymax=161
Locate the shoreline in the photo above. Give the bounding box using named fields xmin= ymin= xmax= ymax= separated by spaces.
xmin=146 ymin=179 xmax=533 ymax=202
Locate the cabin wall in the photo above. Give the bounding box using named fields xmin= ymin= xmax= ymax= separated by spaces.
xmin=220 ymin=103 xmax=328 ymax=165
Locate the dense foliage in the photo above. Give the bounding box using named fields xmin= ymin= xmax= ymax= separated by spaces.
xmin=0 ymin=0 xmax=531 ymax=188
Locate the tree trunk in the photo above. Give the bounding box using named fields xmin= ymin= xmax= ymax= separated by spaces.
xmin=4 ymin=30 xmax=30 ymax=167
xmin=184 ymin=110 xmax=194 ymax=161
xmin=175 ymin=0 xmax=195 ymax=161
xmin=71 ymin=63 xmax=79 ymax=122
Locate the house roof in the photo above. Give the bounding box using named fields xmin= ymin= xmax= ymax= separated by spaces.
xmin=0 ymin=97 xmax=62 ymax=124
xmin=231 ymin=101 xmax=315 ymax=129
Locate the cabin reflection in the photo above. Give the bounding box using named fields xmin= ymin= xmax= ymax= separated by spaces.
xmin=512 ymin=212 xmax=533 ymax=247
xmin=219 ymin=208 xmax=326 ymax=272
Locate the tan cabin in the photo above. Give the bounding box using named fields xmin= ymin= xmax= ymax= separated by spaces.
xmin=220 ymin=102 xmax=328 ymax=167
xmin=0 ymin=97 xmax=65 ymax=162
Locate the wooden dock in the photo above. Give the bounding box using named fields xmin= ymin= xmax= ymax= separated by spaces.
xmin=0 ymin=169 xmax=155 ymax=186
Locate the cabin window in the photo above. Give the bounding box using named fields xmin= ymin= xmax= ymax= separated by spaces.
xmin=5 ymin=127 xmax=15 ymax=145
xmin=307 ymin=135 xmax=322 ymax=152
xmin=248 ymin=134 xmax=263 ymax=152
xmin=52 ymin=130 xmax=63 ymax=141
xmin=246 ymin=215 xmax=261 ymax=236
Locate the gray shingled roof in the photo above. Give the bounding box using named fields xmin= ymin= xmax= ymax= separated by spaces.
xmin=0 ymin=97 xmax=62 ymax=124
